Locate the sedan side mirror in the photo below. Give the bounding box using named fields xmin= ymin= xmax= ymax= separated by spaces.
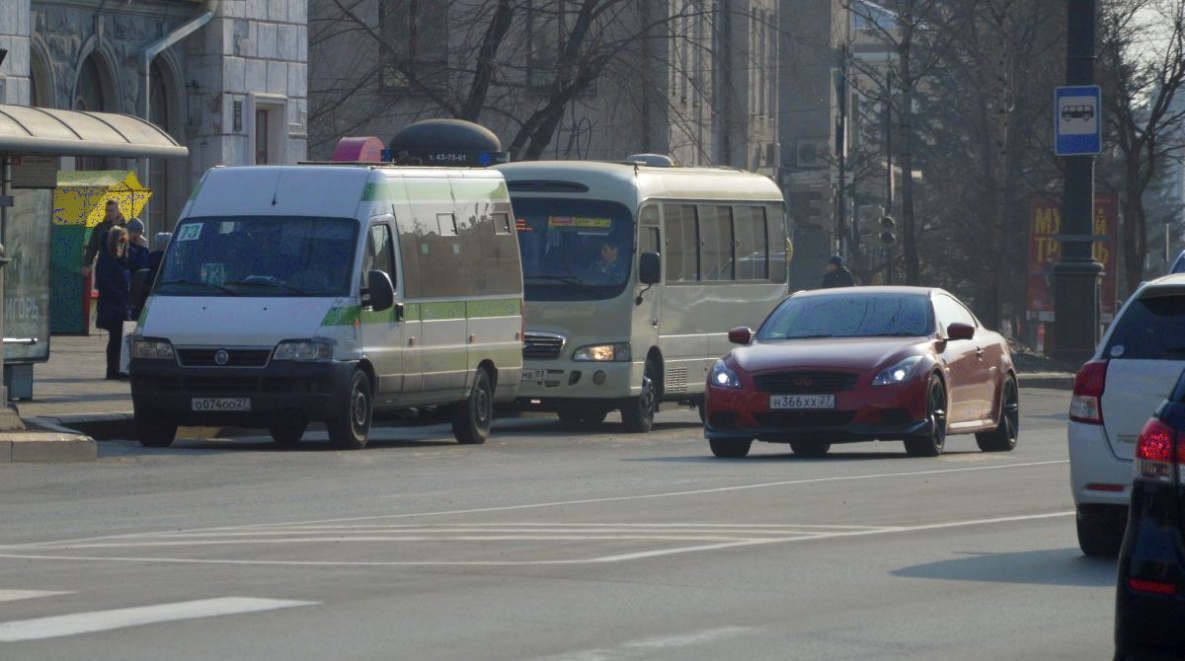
xmin=365 ymin=270 xmax=395 ymax=312
xmin=946 ymin=322 xmax=975 ymax=341
xmin=639 ymin=252 xmax=661 ymax=285
xmin=728 ymin=326 xmax=753 ymax=345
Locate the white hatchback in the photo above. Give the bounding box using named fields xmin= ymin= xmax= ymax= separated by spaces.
xmin=1068 ymin=274 xmax=1185 ymax=556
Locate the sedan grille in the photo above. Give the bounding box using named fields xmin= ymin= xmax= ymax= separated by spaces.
xmin=177 ymin=348 xmax=271 ymax=368
xmin=753 ymin=371 xmax=858 ymax=394
xmin=523 ymin=332 xmax=566 ymax=361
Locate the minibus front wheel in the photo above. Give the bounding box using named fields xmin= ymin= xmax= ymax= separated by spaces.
xmin=621 ymin=360 xmax=658 ymax=433
xmin=327 ymin=370 xmax=372 ymax=450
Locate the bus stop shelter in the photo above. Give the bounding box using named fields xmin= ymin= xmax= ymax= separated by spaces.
xmin=0 ymin=103 xmax=188 ymax=412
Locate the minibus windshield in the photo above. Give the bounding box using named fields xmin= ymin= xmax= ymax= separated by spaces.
xmin=512 ymin=198 xmax=635 ymax=301
xmin=155 ymin=216 xmax=358 ymax=297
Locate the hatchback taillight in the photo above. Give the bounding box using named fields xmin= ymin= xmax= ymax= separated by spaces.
xmin=1135 ymin=418 xmax=1179 ymax=483
xmin=1069 ymin=360 xmax=1107 ymax=424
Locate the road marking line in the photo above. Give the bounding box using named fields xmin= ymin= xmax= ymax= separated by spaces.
xmin=0 ymin=591 xmax=72 ymax=604
xmin=534 ymin=626 xmax=755 ymax=661
xmin=0 ymin=459 xmax=1069 ymax=551
xmin=0 ymin=597 xmax=317 ymax=643
xmin=0 ymin=511 xmax=1073 ymax=568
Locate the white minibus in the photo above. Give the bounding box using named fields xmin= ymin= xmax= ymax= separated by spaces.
xmin=496 ymin=159 xmax=788 ymax=431
xmin=129 ymin=164 xmax=524 ymax=449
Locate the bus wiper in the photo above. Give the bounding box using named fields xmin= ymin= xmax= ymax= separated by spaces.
xmin=226 ymin=277 xmax=312 ymax=295
xmin=528 ymin=275 xmax=601 ymax=298
xmin=158 ymin=279 xmax=239 ymax=295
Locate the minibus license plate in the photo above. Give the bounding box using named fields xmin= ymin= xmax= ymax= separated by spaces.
xmin=192 ymin=397 xmax=251 ymax=412
xmin=769 ymin=394 xmax=834 ymax=410
xmin=522 ymin=369 xmax=547 ymax=382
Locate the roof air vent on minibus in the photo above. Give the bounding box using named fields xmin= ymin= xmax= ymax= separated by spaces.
xmin=624 ymin=153 xmax=676 ymax=167
xmin=388 ymin=119 xmax=510 ymax=167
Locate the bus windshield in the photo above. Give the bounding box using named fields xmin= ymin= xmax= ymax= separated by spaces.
xmin=155 ymin=216 xmax=358 ymax=297
xmin=512 ymin=198 xmax=635 ymax=301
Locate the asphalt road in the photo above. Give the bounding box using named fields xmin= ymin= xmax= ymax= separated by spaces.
xmin=0 ymin=387 xmax=1114 ymax=660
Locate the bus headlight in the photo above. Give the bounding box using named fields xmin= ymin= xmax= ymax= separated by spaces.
xmin=129 ymin=338 xmax=174 ymax=360
xmin=572 ymin=342 xmax=631 ymax=362
xmin=273 ymin=340 xmax=334 ymax=361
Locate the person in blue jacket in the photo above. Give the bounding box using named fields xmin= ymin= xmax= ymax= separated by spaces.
xmin=95 ymin=226 xmax=131 ymax=380
xmin=124 ymin=218 xmax=150 ymax=274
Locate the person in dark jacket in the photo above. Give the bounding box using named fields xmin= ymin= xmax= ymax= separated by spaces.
xmin=82 ymin=199 xmax=126 ymax=277
xmin=95 ymin=226 xmax=132 ymax=380
xmin=821 ymin=254 xmax=855 ymax=288
xmin=124 ymin=218 xmax=150 ymax=274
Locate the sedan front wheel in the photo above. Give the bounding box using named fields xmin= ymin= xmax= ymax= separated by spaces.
xmin=904 ymin=374 xmax=947 ymax=457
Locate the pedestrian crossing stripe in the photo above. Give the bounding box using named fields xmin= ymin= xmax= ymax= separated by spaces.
xmin=0 ymin=597 xmax=317 ymax=643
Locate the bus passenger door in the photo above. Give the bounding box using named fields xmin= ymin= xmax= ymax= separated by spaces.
xmin=634 ymin=221 xmax=663 ymax=365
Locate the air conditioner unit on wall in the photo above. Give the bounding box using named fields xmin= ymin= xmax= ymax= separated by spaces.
xmin=795 ymin=139 xmax=829 ymax=169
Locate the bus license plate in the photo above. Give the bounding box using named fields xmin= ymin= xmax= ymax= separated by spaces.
xmin=522 ymin=369 xmax=547 ymax=382
xmin=769 ymin=394 xmax=834 ymax=410
xmin=192 ymin=397 xmax=251 ymax=412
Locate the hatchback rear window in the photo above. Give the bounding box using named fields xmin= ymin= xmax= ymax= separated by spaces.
xmin=1104 ymin=292 xmax=1185 ymax=360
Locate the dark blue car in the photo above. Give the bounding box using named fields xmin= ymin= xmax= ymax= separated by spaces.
xmin=1116 ymin=369 xmax=1185 ymax=660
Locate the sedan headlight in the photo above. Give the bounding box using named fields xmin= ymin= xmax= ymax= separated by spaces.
xmin=273 ymin=340 xmax=334 ymax=361
xmin=709 ymin=359 xmax=743 ymax=389
xmin=129 ymin=337 xmax=174 ymax=360
xmin=572 ymin=342 xmax=631 ymax=362
xmin=872 ymin=356 xmax=924 ymax=386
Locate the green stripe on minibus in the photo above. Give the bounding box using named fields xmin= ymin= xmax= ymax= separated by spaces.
xmin=320 ymin=298 xmax=520 ymax=326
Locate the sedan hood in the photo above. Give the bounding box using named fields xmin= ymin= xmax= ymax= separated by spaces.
xmin=731 ymin=337 xmax=930 ymax=373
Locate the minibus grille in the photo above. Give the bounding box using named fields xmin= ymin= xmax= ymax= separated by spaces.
xmin=177 ymin=348 xmax=272 ymax=368
xmin=523 ymin=332 xmax=566 ymax=361
xmin=753 ymin=371 xmax=858 ymax=394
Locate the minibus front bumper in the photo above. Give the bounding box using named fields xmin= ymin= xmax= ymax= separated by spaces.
xmin=130 ymin=358 xmax=356 ymax=426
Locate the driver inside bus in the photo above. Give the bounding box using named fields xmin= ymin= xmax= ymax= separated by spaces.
xmin=590 ymin=239 xmax=625 ymax=283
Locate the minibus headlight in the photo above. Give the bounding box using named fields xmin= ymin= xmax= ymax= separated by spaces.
xmin=572 ymin=342 xmax=631 ymax=362
xmin=129 ymin=338 xmax=174 ymax=360
xmin=273 ymin=340 xmax=334 ymax=361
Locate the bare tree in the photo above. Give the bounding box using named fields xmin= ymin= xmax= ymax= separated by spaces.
xmin=1099 ymin=0 xmax=1185 ymax=294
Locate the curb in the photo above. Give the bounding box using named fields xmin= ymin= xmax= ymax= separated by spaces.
xmin=0 ymin=423 xmax=97 ymax=463
xmin=1018 ymin=372 xmax=1075 ymax=391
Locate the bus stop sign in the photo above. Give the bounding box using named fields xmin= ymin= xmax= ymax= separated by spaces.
xmin=1055 ymin=85 xmax=1102 ymax=156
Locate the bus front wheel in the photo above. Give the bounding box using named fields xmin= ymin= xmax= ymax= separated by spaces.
xmin=621 ymin=360 xmax=657 ymax=433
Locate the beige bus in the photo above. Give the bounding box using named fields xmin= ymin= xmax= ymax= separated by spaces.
xmin=497 ymin=159 xmax=788 ymax=431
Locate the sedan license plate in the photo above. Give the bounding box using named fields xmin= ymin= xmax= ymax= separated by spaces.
xmin=191 ymin=397 xmax=251 ymax=412
xmin=769 ymin=394 xmax=835 ymax=410
xmin=522 ymin=369 xmax=547 ymax=382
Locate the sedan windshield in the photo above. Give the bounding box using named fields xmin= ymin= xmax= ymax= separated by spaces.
xmin=155 ymin=216 xmax=358 ymax=297
xmin=513 ymin=198 xmax=635 ymax=301
xmin=758 ymin=294 xmax=934 ymax=340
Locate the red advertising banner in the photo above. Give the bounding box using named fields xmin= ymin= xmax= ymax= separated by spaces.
xmin=1026 ymin=194 xmax=1119 ymax=323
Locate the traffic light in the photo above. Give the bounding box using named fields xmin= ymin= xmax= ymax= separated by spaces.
xmin=880 ymin=216 xmax=897 ymax=245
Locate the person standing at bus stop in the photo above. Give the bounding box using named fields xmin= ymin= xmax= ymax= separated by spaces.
xmin=82 ymin=199 xmax=126 ymax=277
xmin=95 ymin=226 xmax=132 ymax=380
xmin=821 ymin=255 xmax=855 ymax=289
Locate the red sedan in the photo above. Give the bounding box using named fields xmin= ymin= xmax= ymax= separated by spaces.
xmin=704 ymin=287 xmax=1018 ymax=458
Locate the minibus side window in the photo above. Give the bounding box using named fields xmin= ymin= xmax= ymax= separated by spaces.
xmin=365 ymin=224 xmax=397 ymax=288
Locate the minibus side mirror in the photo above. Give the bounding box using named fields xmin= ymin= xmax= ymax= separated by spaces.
xmin=130 ymin=268 xmax=153 ymax=310
xmin=366 ymin=270 xmax=395 ymax=312
xmin=639 ymin=252 xmax=661 ymax=285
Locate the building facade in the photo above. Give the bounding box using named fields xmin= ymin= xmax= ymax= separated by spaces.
xmin=308 ymin=0 xmax=778 ymax=176
xmin=0 ymin=0 xmax=309 ymax=234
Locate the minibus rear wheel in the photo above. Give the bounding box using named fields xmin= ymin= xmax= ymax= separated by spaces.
xmin=327 ymin=370 xmax=372 ymax=450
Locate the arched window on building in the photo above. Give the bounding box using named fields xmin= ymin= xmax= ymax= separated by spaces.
xmin=30 ymin=46 xmax=52 ymax=108
xmin=146 ymin=61 xmax=172 ymax=232
xmin=73 ymin=56 xmax=108 ymax=170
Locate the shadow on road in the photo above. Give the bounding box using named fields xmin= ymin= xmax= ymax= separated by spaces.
xmin=624 ymin=449 xmax=984 ymax=463
xmin=891 ymin=548 xmax=1115 ymax=588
